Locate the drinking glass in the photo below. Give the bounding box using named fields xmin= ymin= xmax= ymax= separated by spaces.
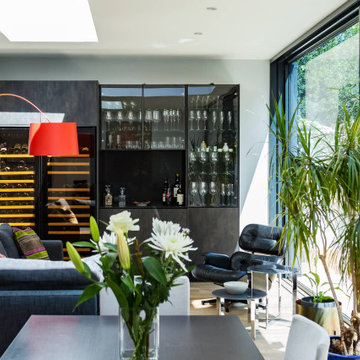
xmin=153 ymin=110 xmax=160 ymax=131
xmin=163 ymin=109 xmax=169 ymax=131
xmin=127 ymin=110 xmax=135 ymax=132
xmin=226 ymin=183 xmax=235 ymax=206
xmin=145 ymin=109 xmax=153 ymax=132
xmin=189 ymin=110 xmax=195 ymax=130
xmin=219 ymin=111 xmax=224 ymax=130
xmin=196 ymin=110 xmax=202 ymax=130
xmin=199 ymin=181 xmax=208 ymax=207
xmin=211 ymin=111 xmax=217 ymax=130
xmin=227 ymin=111 xmax=232 ymax=130
xmin=199 ymin=151 xmax=207 ymax=175
xmin=210 ymin=150 xmax=218 ymax=175
xmin=175 ymin=109 xmax=181 ymax=130
xmin=224 ymin=151 xmax=231 ymax=175
xmin=202 ymin=110 xmax=208 ymax=130
xmin=220 ymin=183 xmax=226 ymax=206
xmin=165 ymin=136 xmax=171 ymax=149
xmin=209 ymin=181 xmax=217 ymax=206
xmin=190 ymin=182 xmax=198 ymax=206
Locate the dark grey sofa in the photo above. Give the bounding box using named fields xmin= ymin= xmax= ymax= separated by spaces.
xmin=0 ymin=223 xmax=98 ymax=356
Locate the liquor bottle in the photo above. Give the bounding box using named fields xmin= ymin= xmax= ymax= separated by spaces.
xmin=166 ymin=187 xmax=172 ymax=206
xmin=118 ymin=187 xmax=126 ymax=207
xmin=162 ymin=178 xmax=169 ymax=205
xmin=104 ymin=185 xmax=113 ymax=207
xmin=172 ymin=173 xmax=180 ymax=204
xmin=176 ymin=184 xmax=184 ymax=206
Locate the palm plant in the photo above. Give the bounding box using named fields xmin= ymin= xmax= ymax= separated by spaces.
xmin=270 ymin=99 xmax=360 ymax=355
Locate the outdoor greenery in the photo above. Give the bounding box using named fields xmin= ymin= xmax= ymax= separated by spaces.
xmin=270 ymin=98 xmax=360 ymax=355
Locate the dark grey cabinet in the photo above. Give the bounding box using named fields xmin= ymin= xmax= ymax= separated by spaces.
xmin=0 ymin=81 xmax=99 ymax=126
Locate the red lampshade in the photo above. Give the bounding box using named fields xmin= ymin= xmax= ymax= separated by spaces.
xmin=28 ymin=122 xmax=79 ymax=156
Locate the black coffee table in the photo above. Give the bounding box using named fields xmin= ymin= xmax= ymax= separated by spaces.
xmin=212 ymin=288 xmax=266 ymax=340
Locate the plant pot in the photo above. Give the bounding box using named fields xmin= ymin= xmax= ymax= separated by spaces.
xmin=296 ymin=297 xmax=340 ymax=334
xmin=328 ymin=336 xmax=360 ymax=359
xmin=119 ymin=306 xmax=160 ymax=360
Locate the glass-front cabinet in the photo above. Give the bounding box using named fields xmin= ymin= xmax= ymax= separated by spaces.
xmin=99 ymin=84 xmax=239 ymax=209
xmin=188 ymin=85 xmax=239 ymax=208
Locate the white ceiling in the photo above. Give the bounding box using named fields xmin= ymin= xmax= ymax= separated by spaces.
xmin=0 ymin=0 xmax=349 ymax=59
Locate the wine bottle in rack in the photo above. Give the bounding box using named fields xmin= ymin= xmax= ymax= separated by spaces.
xmin=172 ymin=173 xmax=180 ymax=204
xmin=176 ymin=184 xmax=184 ymax=206
xmin=162 ymin=178 xmax=169 ymax=205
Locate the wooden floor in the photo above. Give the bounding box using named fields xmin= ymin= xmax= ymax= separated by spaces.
xmin=190 ymin=281 xmax=295 ymax=360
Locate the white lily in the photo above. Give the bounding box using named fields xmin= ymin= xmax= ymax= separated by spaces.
xmin=147 ymin=218 xmax=197 ymax=271
xmin=92 ymin=231 xmax=134 ymax=252
xmin=107 ymin=211 xmax=140 ymax=234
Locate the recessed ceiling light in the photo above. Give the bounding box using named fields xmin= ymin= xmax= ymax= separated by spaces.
xmin=194 ymin=32 xmax=203 ymax=36
xmin=206 ymin=7 xmax=217 ymax=10
xmin=0 ymin=0 xmax=98 ymax=42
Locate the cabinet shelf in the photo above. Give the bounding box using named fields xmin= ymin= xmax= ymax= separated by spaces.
xmin=48 ymin=196 xmax=90 ymax=200
xmin=0 ymin=180 xmax=34 ymax=184
xmin=0 ymin=155 xmax=33 ymax=158
xmin=48 ymin=205 xmax=90 ymax=209
xmin=48 ymin=155 xmax=90 ymax=158
xmin=8 ymin=222 xmax=35 ymax=226
xmin=47 ymin=162 xmax=90 ymax=166
xmin=0 ymin=197 xmax=34 ymax=201
xmin=47 ymin=171 xmax=90 ymax=175
xmin=0 ymin=214 xmax=35 ymax=217
xmin=48 ymin=213 xmax=90 ymax=218
xmin=0 ymin=188 xmax=34 ymax=192
xmin=48 ymin=222 xmax=90 ymax=226
xmin=48 ymin=188 xmax=90 ymax=192
xmin=0 ymin=205 xmax=34 ymax=209
xmin=0 ymin=171 xmax=34 ymax=175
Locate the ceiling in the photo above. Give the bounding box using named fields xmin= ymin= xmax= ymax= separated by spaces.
xmin=0 ymin=0 xmax=349 ymax=59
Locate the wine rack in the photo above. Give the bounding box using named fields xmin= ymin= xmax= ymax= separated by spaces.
xmin=0 ymin=129 xmax=37 ymax=229
xmin=45 ymin=153 xmax=92 ymax=259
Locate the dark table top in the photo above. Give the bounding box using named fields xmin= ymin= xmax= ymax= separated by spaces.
xmin=212 ymin=288 xmax=267 ymax=301
xmin=2 ymin=315 xmax=264 ymax=360
xmin=248 ymin=264 xmax=299 ymax=275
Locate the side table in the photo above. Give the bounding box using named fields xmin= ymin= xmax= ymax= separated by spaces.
xmin=247 ymin=264 xmax=299 ymax=326
xmin=212 ymin=288 xmax=266 ymax=340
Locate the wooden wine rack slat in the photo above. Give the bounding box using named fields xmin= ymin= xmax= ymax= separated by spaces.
xmin=0 ymin=188 xmax=34 ymax=192
xmin=48 ymin=188 xmax=90 ymax=192
xmin=0 ymin=205 xmax=34 ymax=209
xmin=48 ymin=205 xmax=90 ymax=209
xmin=0 ymin=171 xmax=34 ymax=175
xmin=7 ymin=222 xmax=35 ymax=227
xmin=0 ymin=180 xmax=34 ymax=183
xmin=0 ymin=197 xmax=35 ymax=201
xmin=49 ymin=230 xmax=91 ymax=235
xmin=0 ymin=155 xmax=34 ymax=158
xmin=48 ymin=155 xmax=90 ymax=158
xmin=48 ymin=196 xmax=90 ymax=200
xmin=48 ymin=222 xmax=90 ymax=226
xmin=47 ymin=171 xmax=90 ymax=175
xmin=48 ymin=213 xmax=90 ymax=218
xmin=1 ymin=214 xmax=35 ymax=217
xmin=47 ymin=162 xmax=90 ymax=166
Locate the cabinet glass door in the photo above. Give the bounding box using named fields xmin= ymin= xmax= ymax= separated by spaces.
xmin=187 ymin=85 xmax=239 ymax=208
xmin=101 ymin=86 xmax=142 ymax=150
xmin=0 ymin=128 xmax=38 ymax=230
xmin=44 ymin=128 xmax=96 ymax=259
xmin=143 ymin=86 xmax=185 ymax=150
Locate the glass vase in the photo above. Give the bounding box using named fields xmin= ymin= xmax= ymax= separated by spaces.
xmin=119 ymin=306 xmax=160 ymax=360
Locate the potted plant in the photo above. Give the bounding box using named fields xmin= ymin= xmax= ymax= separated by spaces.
xmin=270 ymin=99 xmax=360 ymax=357
xmin=67 ymin=211 xmax=197 ymax=360
xmin=296 ymin=271 xmax=340 ymax=334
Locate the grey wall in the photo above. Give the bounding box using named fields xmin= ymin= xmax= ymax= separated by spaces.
xmin=0 ymin=55 xmax=270 ymax=233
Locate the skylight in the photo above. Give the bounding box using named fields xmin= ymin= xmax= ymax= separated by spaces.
xmin=0 ymin=0 xmax=98 ymax=42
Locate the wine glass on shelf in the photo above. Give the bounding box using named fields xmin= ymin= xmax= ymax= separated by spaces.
xmin=189 ymin=110 xmax=195 ymax=131
xmin=153 ymin=110 xmax=160 ymax=131
xmin=226 ymin=183 xmax=235 ymax=206
xmin=199 ymin=181 xmax=208 ymax=207
xmin=175 ymin=109 xmax=181 ymax=130
xmin=220 ymin=183 xmax=226 ymax=206
xmin=190 ymin=182 xmax=198 ymax=206
xmin=195 ymin=110 xmax=202 ymax=130
xmin=219 ymin=111 xmax=224 ymax=130
xmin=127 ymin=110 xmax=135 ymax=132
xmin=209 ymin=181 xmax=217 ymax=206
xmin=227 ymin=111 xmax=232 ymax=130
xmin=211 ymin=111 xmax=217 ymax=131
xmin=209 ymin=150 xmax=218 ymax=175
xmin=224 ymin=151 xmax=231 ymax=175
xmin=162 ymin=109 xmax=169 ymax=131
xmin=202 ymin=110 xmax=208 ymax=131
xmin=145 ymin=109 xmax=153 ymax=132
xmin=199 ymin=151 xmax=207 ymax=175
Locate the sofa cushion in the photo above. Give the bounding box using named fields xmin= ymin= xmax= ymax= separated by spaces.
xmin=0 ymin=223 xmax=19 ymax=258
xmin=0 ymin=241 xmax=7 ymax=257
xmin=13 ymin=227 xmax=49 ymax=260
xmin=0 ymin=256 xmax=101 ymax=291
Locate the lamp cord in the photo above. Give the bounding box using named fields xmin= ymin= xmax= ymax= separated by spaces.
xmin=0 ymin=93 xmax=50 ymax=122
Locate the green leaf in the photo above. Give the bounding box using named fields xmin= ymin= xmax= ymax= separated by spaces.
xmin=74 ymin=282 xmax=104 ymax=310
xmin=72 ymin=241 xmax=96 ymax=250
xmin=142 ymin=257 xmax=167 ymax=286
xmin=100 ymin=252 xmax=117 ymax=272
xmin=107 ymin=275 xmax=129 ymax=317
xmin=122 ymin=275 xmax=140 ymax=295
xmin=66 ymin=242 xmax=85 ymax=275
xmin=90 ymin=216 xmax=100 ymax=243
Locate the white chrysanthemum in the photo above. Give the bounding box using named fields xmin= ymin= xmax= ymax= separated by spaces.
xmin=107 ymin=211 xmax=140 ymax=234
xmin=92 ymin=231 xmax=134 ymax=252
xmin=147 ymin=218 xmax=197 ymax=271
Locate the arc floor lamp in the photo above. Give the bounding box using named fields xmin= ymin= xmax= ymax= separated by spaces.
xmin=0 ymin=93 xmax=79 ymax=156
